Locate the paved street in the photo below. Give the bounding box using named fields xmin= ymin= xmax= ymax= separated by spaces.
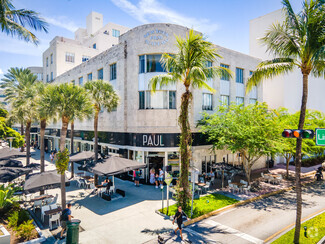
xmin=146 ymin=182 xmax=325 ymax=243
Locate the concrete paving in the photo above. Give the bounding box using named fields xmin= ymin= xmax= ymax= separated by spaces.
xmin=18 ymin=148 xmax=177 ymax=244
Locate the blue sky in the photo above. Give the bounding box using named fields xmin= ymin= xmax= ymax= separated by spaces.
xmin=0 ymin=0 xmax=302 ymax=78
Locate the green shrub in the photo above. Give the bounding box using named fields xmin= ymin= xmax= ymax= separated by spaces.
xmin=17 ymin=220 xmax=34 ymax=240
xmin=301 ymin=155 xmax=325 ymax=167
xmin=8 ymin=209 xmax=30 ymax=229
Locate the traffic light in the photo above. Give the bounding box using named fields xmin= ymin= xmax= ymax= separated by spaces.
xmin=282 ymin=129 xmax=314 ymax=139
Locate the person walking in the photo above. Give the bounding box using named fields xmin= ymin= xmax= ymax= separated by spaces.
xmin=149 ymin=168 xmax=155 ymax=185
xmin=158 ymin=168 xmax=164 ymax=186
xmin=50 ymin=152 xmax=54 ymax=163
xmin=135 ymin=169 xmax=141 ymax=187
xmin=155 ymin=173 xmax=159 ymax=189
xmin=172 ymin=206 xmax=189 ymax=242
xmin=59 ymin=203 xmax=73 ymax=240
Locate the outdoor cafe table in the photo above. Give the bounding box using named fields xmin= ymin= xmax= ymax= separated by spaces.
xmin=197 ymin=183 xmax=206 ymax=187
xmin=44 ymin=207 xmax=62 ymax=216
xmin=231 ymin=182 xmax=246 ymax=188
xmin=265 ymin=174 xmax=281 ymax=178
xmin=82 ymin=175 xmax=93 ymax=180
xmin=30 ymin=195 xmax=54 ymax=202
xmin=87 ymin=178 xmax=95 ymax=183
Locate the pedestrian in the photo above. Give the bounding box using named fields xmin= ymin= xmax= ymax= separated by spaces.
xmin=158 ymin=168 xmax=164 ymax=186
xmin=50 ymin=152 xmax=54 ymax=163
xmin=172 ymin=206 xmax=189 ymax=242
xmin=135 ymin=169 xmax=140 ymax=187
xmin=155 ymin=173 xmax=159 ymax=189
xmin=59 ymin=203 xmax=73 ymax=240
xmin=150 ymin=168 xmax=155 ymax=185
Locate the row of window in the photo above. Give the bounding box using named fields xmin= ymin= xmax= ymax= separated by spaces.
xmin=71 ymin=64 xmax=116 ymax=86
xmin=46 ymin=54 xmax=53 ymax=67
xmin=46 ymin=72 xmax=54 ymax=82
xmin=138 ymin=91 xmax=257 ymax=110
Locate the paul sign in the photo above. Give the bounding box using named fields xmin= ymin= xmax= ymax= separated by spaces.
xmin=143 ymin=134 xmax=164 ymax=147
xmin=144 ymin=29 xmax=169 ymax=46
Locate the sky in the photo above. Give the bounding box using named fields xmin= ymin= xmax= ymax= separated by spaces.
xmin=0 ymin=0 xmax=302 ymax=79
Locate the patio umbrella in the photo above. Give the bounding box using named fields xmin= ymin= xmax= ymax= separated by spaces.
xmin=24 ymin=170 xmax=68 ymax=193
xmin=0 ymin=159 xmax=23 ymax=168
xmin=92 ymin=156 xmax=146 ymax=176
xmin=69 ymin=151 xmax=95 ymax=163
xmin=0 ymin=148 xmax=26 ymax=160
xmin=0 ymin=167 xmax=32 ymax=183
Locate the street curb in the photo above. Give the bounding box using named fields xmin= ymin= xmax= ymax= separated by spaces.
xmin=317 ymin=235 xmax=325 ymax=244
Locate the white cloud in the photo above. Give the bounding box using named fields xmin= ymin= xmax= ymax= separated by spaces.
xmin=0 ymin=69 xmax=3 ymax=75
xmin=45 ymin=16 xmax=79 ymax=32
xmin=111 ymin=0 xmax=218 ymax=35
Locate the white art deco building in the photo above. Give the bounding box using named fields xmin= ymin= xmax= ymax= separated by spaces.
xmin=36 ymin=12 xmax=264 ymax=180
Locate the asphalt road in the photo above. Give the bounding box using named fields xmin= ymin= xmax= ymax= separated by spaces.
xmin=146 ymin=182 xmax=325 ymax=244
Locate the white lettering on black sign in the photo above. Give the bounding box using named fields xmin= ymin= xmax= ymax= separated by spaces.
xmin=143 ymin=134 xmax=165 ymax=147
xmin=144 ymin=29 xmax=169 ymax=46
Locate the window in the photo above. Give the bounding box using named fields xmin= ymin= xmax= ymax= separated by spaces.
xmin=249 ymin=98 xmax=257 ymax=104
xmin=249 ymin=71 xmax=253 ymax=76
xmin=139 ymin=55 xmax=145 ymax=73
xmin=71 ymin=80 xmax=75 ymax=85
xmin=110 ymin=63 xmax=117 ymax=80
xmin=220 ymin=64 xmax=230 ymax=81
xmin=112 ymin=29 xmax=120 ymax=37
xmin=236 ymin=68 xmax=244 ymax=83
xmin=87 ymin=73 xmax=92 ymax=81
xmin=206 ymin=61 xmax=212 ymax=78
xmin=93 ymin=43 xmax=96 ymax=49
xmin=147 ymin=54 xmax=164 ymax=72
xmin=139 ymin=91 xmax=145 ymax=109
xmin=37 ymin=73 xmax=43 ymax=81
xmin=46 ymin=57 xmax=48 ymax=67
xmin=65 ymin=52 xmax=75 ymax=62
xmin=220 ymin=95 xmax=229 ymax=107
xmin=50 ymin=72 xmax=53 ymax=81
xmin=46 ymin=74 xmax=49 ymax=82
xmin=202 ymin=93 xmax=213 ymax=110
xmin=98 ymin=68 xmax=103 ymax=80
xmin=236 ymin=97 xmax=244 ymax=105
xmin=169 ymin=91 xmax=176 ymax=109
xmin=79 ymin=77 xmax=83 ymax=86
xmin=50 ymin=54 xmax=53 ymax=64
xmin=82 ymin=56 xmax=90 ymax=62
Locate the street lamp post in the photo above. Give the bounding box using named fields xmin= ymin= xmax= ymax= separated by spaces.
xmin=7 ymin=137 xmax=15 ymax=150
xmin=190 ymin=167 xmax=199 ymax=218
xmin=160 ymin=185 xmax=164 ymax=213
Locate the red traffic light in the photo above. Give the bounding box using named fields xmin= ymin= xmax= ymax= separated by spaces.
xmin=282 ymin=129 xmax=292 ymax=138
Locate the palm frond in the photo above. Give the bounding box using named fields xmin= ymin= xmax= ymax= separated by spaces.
xmin=149 ymin=74 xmax=176 ymax=92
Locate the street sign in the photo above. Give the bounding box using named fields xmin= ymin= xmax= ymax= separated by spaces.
xmin=316 ymin=128 xmax=325 ymax=146
xmin=164 ymin=173 xmax=173 ymax=185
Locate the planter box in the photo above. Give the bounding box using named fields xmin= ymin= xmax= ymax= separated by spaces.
xmin=0 ymin=226 xmax=10 ymax=244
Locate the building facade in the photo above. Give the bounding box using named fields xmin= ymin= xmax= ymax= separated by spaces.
xmin=42 ymin=12 xmax=129 ymax=83
xmin=39 ymin=19 xmax=264 ymax=180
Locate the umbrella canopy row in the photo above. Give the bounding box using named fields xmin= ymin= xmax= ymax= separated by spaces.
xmin=0 ymin=159 xmax=23 ymax=168
xmin=24 ymin=170 xmax=68 ymax=193
xmin=0 ymin=148 xmax=26 ymax=160
xmin=0 ymin=167 xmax=32 ymax=183
xmin=92 ymin=156 xmax=146 ymax=176
xmin=69 ymin=151 xmax=95 ymax=163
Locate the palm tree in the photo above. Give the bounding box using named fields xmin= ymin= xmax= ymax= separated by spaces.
xmin=0 ymin=0 xmax=48 ymax=44
xmin=49 ymin=83 xmax=92 ymax=208
xmin=150 ymin=30 xmax=231 ymax=209
xmin=1 ymin=68 xmax=38 ymax=165
xmin=246 ymin=1 xmax=325 ymax=242
xmin=85 ymin=80 xmax=119 ymax=162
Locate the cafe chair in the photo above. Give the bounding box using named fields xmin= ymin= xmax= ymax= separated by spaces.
xmin=49 ymin=194 xmax=58 ymax=205
xmin=33 ymin=200 xmax=42 ymax=212
xmin=109 ymin=186 xmax=115 ymax=195
xmin=49 ymin=204 xmax=57 ymax=210
xmin=44 ymin=197 xmax=52 ymax=205
xmin=41 ymin=205 xmax=50 ymax=222
xmin=242 ymin=185 xmax=251 ymax=195
xmin=49 ymin=213 xmax=60 ymax=230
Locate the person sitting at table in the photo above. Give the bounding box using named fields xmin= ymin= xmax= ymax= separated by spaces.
xmin=105 ymin=179 xmax=113 ymax=194
xmin=103 ymin=177 xmax=109 ymax=186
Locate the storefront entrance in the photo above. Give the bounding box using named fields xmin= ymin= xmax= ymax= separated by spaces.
xmin=148 ymin=156 xmax=164 ymax=176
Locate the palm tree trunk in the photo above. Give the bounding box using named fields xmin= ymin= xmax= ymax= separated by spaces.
xmin=40 ymin=119 xmax=46 ymax=172
xmin=293 ymin=73 xmax=308 ymax=244
xmin=25 ymin=121 xmax=31 ymax=165
xmin=94 ymin=110 xmax=99 ymax=186
xmin=20 ymin=123 xmax=24 ymax=152
xmin=59 ymin=118 xmax=69 ymax=209
xmin=70 ymin=121 xmax=74 ymax=179
xmin=39 ymin=119 xmax=46 ymax=195
xmin=94 ymin=110 xmax=99 ymax=162
xmin=178 ymin=90 xmax=192 ymax=210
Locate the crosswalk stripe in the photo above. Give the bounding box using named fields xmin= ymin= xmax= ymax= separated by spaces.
xmin=204 ymin=219 xmax=263 ymax=244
